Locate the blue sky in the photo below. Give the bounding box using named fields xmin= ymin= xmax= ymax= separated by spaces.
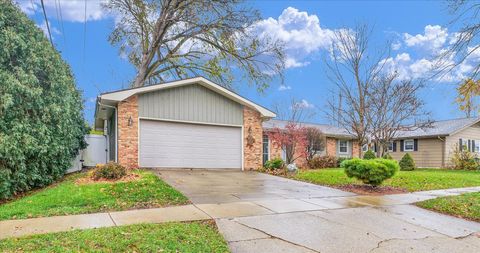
xmin=16 ymin=0 xmax=474 ymax=125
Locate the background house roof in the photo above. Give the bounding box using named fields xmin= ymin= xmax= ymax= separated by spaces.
xmin=393 ymin=117 xmax=480 ymax=139
xmin=263 ymin=119 xmax=356 ymax=139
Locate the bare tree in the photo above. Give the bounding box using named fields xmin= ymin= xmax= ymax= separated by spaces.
xmin=368 ymin=72 xmax=432 ymax=157
xmin=104 ymin=0 xmax=284 ymax=88
xmin=272 ymin=97 xmax=316 ymax=124
xmin=324 ymin=24 xmax=388 ymax=154
xmin=436 ymin=0 xmax=480 ymax=80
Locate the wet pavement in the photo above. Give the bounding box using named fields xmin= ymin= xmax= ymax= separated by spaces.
xmin=157 ymin=170 xmax=480 ymax=253
xmin=0 ymin=169 xmax=479 ymax=253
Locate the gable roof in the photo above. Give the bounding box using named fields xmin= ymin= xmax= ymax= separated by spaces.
xmin=393 ymin=117 xmax=480 ymax=139
xmin=263 ymin=119 xmax=356 ymax=139
xmin=96 ymin=76 xmax=276 ymax=118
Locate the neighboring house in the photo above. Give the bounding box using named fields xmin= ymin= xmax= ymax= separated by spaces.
xmin=262 ymin=119 xmax=360 ymax=167
xmin=94 ymin=77 xmax=276 ymax=170
xmin=385 ymin=117 xmax=480 ymax=168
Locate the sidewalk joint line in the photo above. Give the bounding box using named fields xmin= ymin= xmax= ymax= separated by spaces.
xmin=107 ymin=212 xmax=117 ymax=226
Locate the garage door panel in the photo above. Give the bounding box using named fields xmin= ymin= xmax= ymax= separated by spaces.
xmin=139 ymin=120 xmax=242 ymax=169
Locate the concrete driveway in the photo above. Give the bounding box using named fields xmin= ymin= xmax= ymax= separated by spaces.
xmin=155 ymin=170 xmax=480 ymax=253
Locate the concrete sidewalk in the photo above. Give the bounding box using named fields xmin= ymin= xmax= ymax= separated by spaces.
xmin=1 ymin=186 xmax=479 ymax=241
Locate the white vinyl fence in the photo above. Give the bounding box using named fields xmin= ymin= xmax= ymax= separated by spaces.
xmin=67 ymin=134 xmax=107 ymax=173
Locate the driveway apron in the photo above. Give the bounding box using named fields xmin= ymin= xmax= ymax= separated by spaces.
xmin=155 ymin=169 xmax=480 ymax=253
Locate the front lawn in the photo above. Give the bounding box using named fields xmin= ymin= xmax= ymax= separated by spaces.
xmin=0 ymin=222 xmax=229 ymax=252
xmin=294 ymin=168 xmax=480 ymax=192
xmin=416 ymin=192 xmax=480 ymax=222
xmin=0 ymin=170 xmax=188 ymax=221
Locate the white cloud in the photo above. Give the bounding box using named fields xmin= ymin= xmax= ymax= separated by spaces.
xmin=391 ymin=41 xmax=402 ymax=50
xmin=16 ymin=0 xmax=108 ymax=22
xmin=285 ymin=57 xmax=310 ymax=68
xmin=379 ymin=25 xmax=480 ymax=83
xmin=293 ymin=99 xmax=314 ymax=109
xmin=403 ymin=25 xmax=448 ymax=52
xmin=37 ymin=21 xmax=60 ymax=38
xmin=278 ymin=85 xmax=292 ymax=91
xmin=253 ymin=7 xmax=335 ymax=69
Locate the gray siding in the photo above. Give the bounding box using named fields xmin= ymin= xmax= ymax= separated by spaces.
xmin=108 ymin=113 xmax=116 ymax=162
xmin=138 ymin=84 xmax=243 ymax=125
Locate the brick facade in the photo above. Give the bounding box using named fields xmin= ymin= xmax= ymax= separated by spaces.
xmin=243 ymin=107 xmax=263 ymax=170
xmin=352 ymin=140 xmax=360 ymax=158
xmin=117 ymin=95 xmax=139 ymax=169
xmin=326 ymin=137 xmax=337 ymax=156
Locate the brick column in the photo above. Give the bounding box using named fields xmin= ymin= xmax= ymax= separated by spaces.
xmin=352 ymin=140 xmax=360 ymax=158
xmin=243 ymin=107 xmax=263 ymax=170
xmin=117 ymin=95 xmax=138 ymax=169
xmin=326 ymin=137 xmax=336 ymax=156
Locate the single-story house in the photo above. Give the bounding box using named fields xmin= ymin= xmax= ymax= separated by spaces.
xmin=387 ymin=117 xmax=480 ymax=168
xmin=94 ymin=77 xmax=276 ymax=170
xmin=262 ymin=119 xmax=361 ymax=167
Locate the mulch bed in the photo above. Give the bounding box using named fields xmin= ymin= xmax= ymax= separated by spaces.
xmin=337 ymin=184 xmax=408 ymax=195
xmin=75 ymin=173 xmax=141 ymax=185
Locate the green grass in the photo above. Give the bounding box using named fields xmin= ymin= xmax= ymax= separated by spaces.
xmin=0 ymin=170 xmax=188 ymax=221
xmin=294 ymin=168 xmax=480 ymax=192
xmin=0 ymin=222 xmax=229 ymax=253
xmin=416 ymin=192 xmax=480 ymax=222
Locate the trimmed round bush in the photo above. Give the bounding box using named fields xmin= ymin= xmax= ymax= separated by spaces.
xmin=399 ymin=153 xmax=416 ymax=171
xmin=363 ymin=150 xmax=376 ymax=160
xmin=264 ymin=157 xmax=284 ymax=170
xmin=341 ymin=158 xmax=399 ymax=186
xmin=382 ymin=153 xmax=393 ymax=160
xmin=0 ymin=3 xmax=88 ymax=199
xmin=92 ymin=163 xmax=127 ymax=180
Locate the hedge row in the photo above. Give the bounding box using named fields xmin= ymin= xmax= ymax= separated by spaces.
xmin=0 ymin=1 xmax=88 ymax=199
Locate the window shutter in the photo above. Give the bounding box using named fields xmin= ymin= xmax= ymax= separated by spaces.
xmin=400 ymin=140 xmax=404 ymax=152
xmin=473 ymin=140 xmax=476 ymax=152
xmin=374 ymin=143 xmax=377 ymax=152
xmin=468 ymin=140 xmax=472 ymax=151
xmin=459 ymin=138 xmax=463 ymax=150
xmin=393 ymin=141 xmax=397 ymax=152
xmin=414 ymin=139 xmax=418 ymax=151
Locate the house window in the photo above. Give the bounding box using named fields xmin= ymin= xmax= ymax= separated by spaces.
xmin=388 ymin=142 xmax=394 ymax=152
xmin=339 ymin=140 xmax=348 ymax=154
xmin=404 ymin=139 xmax=414 ymax=152
xmin=476 ymin=140 xmax=480 ymax=153
xmin=262 ymin=135 xmax=269 ymax=165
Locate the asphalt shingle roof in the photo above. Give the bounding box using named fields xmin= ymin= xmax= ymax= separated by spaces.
xmin=393 ymin=117 xmax=480 ymax=139
xmin=264 ymin=117 xmax=480 ymax=140
xmin=262 ymin=119 xmax=356 ymax=139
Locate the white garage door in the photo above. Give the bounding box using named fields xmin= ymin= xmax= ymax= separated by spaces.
xmin=139 ymin=120 xmax=242 ymax=169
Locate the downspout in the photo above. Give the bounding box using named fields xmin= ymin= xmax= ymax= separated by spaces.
xmin=437 ymin=136 xmax=446 ymax=168
xmin=98 ymin=102 xmax=118 ymax=163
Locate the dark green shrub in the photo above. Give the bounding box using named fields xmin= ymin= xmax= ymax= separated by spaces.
xmin=363 ymin=150 xmax=376 ymax=160
xmin=92 ymin=163 xmax=127 ymax=180
xmin=0 ymin=3 xmax=88 ymax=199
xmin=399 ymin=153 xmax=416 ymax=171
xmin=336 ymin=157 xmax=350 ymax=167
xmin=382 ymin=153 xmax=393 ymax=160
xmin=307 ymin=155 xmax=337 ymax=169
xmin=341 ymin=158 xmax=399 ymax=186
xmin=264 ymin=158 xmax=284 ymax=170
